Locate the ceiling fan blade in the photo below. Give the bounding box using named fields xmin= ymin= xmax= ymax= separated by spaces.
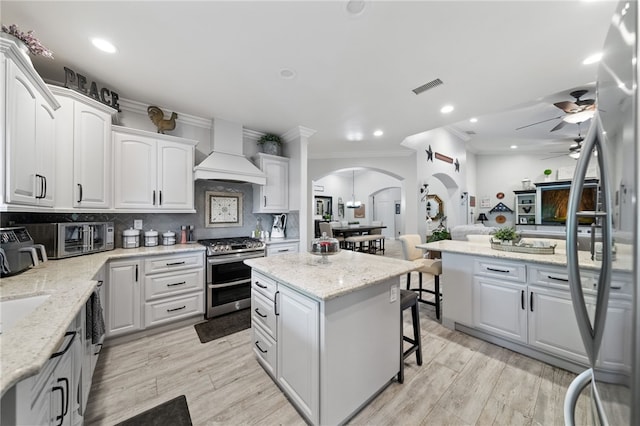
xmin=541 ymin=153 xmax=569 ymax=160
xmin=550 ymin=120 xmax=567 ymax=132
xmin=515 ymin=116 xmax=563 ymax=131
xmin=554 ymin=101 xmax=580 ymax=113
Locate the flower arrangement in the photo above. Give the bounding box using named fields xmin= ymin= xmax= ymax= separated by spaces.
xmin=1 ymin=24 xmax=53 ymax=58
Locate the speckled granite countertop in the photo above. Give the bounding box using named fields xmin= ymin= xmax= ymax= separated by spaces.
xmin=0 ymin=244 xmax=205 ymax=396
xmin=417 ymin=240 xmax=632 ymax=273
xmin=245 ymin=250 xmax=416 ymax=300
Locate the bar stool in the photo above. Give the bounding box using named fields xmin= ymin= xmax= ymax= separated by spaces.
xmin=398 ymin=289 xmax=422 ymax=384
xmin=399 ymin=234 xmax=443 ymax=320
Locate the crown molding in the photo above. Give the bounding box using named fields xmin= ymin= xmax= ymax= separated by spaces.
xmin=118 ymin=98 xmax=212 ymax=129
xmin=308 ymin=149 xmax=414 ymax=160
xmin=282 ymin=126 xmax=317 ymax=142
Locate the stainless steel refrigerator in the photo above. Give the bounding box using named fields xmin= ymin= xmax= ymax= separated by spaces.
xmin=564 ymin=1 xmax=638 ymax=424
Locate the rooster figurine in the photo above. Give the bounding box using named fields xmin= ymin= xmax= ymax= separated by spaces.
xmin=147 ymin=106 xmax=177 ymax=134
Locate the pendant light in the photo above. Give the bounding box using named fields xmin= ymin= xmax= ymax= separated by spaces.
xmin=346 ymin=170 xmax=362 ymax=208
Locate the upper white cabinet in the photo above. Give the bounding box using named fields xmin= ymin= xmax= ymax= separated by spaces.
xmin=2 ymin=39 xmax=60 ymax=207
xmin=253 ymin=153 xmax=289 ymax=213
xmin=50 ymin=86 xmax=115 ymax=209
xmin=113 ymin=126 xmax=196 ymax=212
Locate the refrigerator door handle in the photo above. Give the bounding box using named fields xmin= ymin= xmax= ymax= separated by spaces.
xmin=566 ymin=113 xmax=613 ymax=366
xmin=564 ymin=368 xmax=593 ymax=426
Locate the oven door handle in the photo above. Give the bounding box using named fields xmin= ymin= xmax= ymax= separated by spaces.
xmin=208 ymin=279 xmax=251 ymax=289
xmin=206 ymin=252 xmax=265 ymax=265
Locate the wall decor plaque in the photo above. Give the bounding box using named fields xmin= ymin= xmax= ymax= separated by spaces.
xmin=205 ymin=191 xmax=243 ymax=227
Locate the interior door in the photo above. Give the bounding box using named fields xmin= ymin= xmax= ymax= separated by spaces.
xmin=374 ymin=199 xmax=394 ymax=238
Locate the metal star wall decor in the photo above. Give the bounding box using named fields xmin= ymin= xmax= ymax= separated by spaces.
xmin=425 ymin=145 xmax=433 ymax=162
xmin=455 ymin=158 xmax=460 ymax=172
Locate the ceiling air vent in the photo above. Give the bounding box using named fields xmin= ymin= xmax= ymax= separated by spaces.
xmin=465 ymin=130 xmax=477 ymax=135
xmin=412 ymin=78 xmax=443 ymax=95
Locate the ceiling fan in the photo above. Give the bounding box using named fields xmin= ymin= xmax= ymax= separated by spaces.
xmin=541 ymin=123 xmax=586 ymax=160
xmin=517 ymin=89 xmax=596 ymax=132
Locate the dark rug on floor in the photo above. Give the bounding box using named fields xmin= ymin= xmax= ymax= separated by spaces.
xmin=115 ymin=395 xmax=192 ymax=426
xmin=194 ymin=308 xmax=251 ymax=344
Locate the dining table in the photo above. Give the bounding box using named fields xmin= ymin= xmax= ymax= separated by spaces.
xmin=331 ymin=224 xmax=387 ymax=237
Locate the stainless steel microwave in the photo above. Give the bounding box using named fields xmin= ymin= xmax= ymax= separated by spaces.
xmin=23 ymin=222 xmax=115 ymax=259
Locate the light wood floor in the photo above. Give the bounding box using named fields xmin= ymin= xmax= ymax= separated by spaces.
xmin=85 ymin=240 xmax=591 ymax=425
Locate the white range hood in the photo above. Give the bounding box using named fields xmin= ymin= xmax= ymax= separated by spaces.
xmin=193 ymin=118 xmax=266 ymax=185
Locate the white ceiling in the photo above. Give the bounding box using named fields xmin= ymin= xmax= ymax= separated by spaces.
xmin=2 ymin=1 xmax=618 ymax=158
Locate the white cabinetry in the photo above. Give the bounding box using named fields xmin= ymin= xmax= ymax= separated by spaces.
xmin=143 ymin=252 xmax=204 ymax=328
xmin=276 ymin=283 xmax=319 ymax=422
xmin=2 ymin=42 xmax=59 ymax=207
xmin=253 ymin=153 xmax=289 ymax=213
xmin=113 ymin=126 xmax=196 ymax=212
xmin=473 ymin=276 xmax=527 ymax=343
xmin=106 ymin=259 xmax=142 ymax=337
xmin=251 ymin=272 xmax=278 ymax=377
xmin=266 ymin=241 xmax=299 ymax=256
xmin=50 ymin=86 xmax=115 ymax=209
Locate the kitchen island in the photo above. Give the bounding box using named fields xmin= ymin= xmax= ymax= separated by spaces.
xmin=245 ymin=250 xmax=415 ymax=426
xmin=417 ymin=239 xmax=632 ymax=375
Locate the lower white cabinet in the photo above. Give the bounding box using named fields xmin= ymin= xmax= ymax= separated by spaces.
xmin=266 ymin=241 xmax=299 ymax=256
xmin=276 ymin=283 xmax=319 ymax=422
xmin=472 ymin=276 xmax=527 ymax=343
xmin=106 ymin=259 xmax=142 ymax=337
xmin=106 ymin=252 xmax=205 ymax=338
xmin=1 ymin=317 xmax=80 ymax=426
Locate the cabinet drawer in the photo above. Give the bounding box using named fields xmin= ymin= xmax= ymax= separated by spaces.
xmin=266 ymin=242 xmax=299 ymax=256
xmin=252 ymin=290 xmax=276 ymax=339
xmin=144 ymin=293 xmax=204 ymax=328
xmin=528 ymin=265 xmax=598 ymax=293
xmin=252 ymin=271 xmax=277 ymax=299
xmin=474 ymin=259 xmax=526 ymax=282
xmin=144 ymin=252 xmax=204 ymax=274
xmin=144 ymin=269 xmax=204 ymax=300
xmin=252 ymin=322 xmax=276 ymax=378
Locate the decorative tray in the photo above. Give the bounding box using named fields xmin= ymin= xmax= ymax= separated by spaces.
xmin=490 ymin=239 xmax=556 ymax=255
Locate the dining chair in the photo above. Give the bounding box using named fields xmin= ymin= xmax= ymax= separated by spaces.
xmin=369 ymin=221 xmax=385 ymax=254
xmin=398 ymin=234 xmax=443 ymax=320
xmin=319 ymin=222 xmax=345 ymax=248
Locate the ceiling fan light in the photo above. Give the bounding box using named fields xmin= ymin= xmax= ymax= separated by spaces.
xmin=563 ymin=110 xmax=595 ymax=124
xmin=569 ymin=151 xmax=581 ymax=159
xmin=346 ymin=200 xmax=362 ymax=208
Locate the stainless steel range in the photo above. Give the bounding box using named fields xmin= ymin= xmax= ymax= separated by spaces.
xmin=200 ymin=237 xmax=265 ymax=318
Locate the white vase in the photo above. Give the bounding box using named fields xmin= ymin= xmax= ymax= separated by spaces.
xmin=261 ymin=141 xmax=281 ymax=156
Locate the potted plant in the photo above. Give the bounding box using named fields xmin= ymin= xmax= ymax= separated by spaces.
xmin=427 ymin=227 xmax=451 ymax=243
xmin=492 ymin=226 xmax=519 ymax=245
xmin=543 ymin=168 xmax=553 ymax=182
xmin=257 ymin=133 xmax=282 ymax=156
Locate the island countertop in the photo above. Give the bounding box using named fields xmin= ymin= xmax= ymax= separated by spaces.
xmin=245 ymin=250 xmax=416 ymax=300
xmin=417 ymin=240 xmax=632 ymax=273
xmin=0 ymin=244 xmax=206 ymax=396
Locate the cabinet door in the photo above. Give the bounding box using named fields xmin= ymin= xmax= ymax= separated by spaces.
xmin=473 ymin=276 xmax=527 ymax=343
xmin=597 ymin=296 xmax=632 ymax=372
xmin=106 ymin=259 xmax=141 ymax=336
xmin=254 ymin=155 xmax=289 ymax=213
xmin=35 ymin=100 xmax=56 ymax=206
xmin=156 ymin=140 xmax=193 ymax=210
xmin=276 ymin=284 xmax=319 ymax=423
xmin=6 ymin=62 xmax=38 ymax=204
xmin=74 ymin=104 xmax=111 ymax=208
xmin=266 ymin=242 xmax=299 ymax=256
xmin=113 ymin=132 xmax=156 ymax=209
xmin=527 ymin=286 xmax=589 ymax=364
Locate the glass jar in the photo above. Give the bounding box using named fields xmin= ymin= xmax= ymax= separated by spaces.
xmin=144 ymin=229 xmax=159 ymax=247
xmin=162 ymin=231 xmax=176 ymax=246
xmin=122 ymin=228 xmax=140 ymax=249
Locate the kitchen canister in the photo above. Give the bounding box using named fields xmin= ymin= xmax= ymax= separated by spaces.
xmin=162 ymin=230 xmax=176 ymax=246
xmin=144 ymin=229 xmax=159 ymax=247
xmin=122 ymin=228 xmax=140 ymax=249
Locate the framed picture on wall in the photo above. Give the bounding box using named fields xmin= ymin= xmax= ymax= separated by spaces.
xmin=205 ymin=191 xmax=243 ymax=227
xmin=519 ymin=217 xmax=529 ymax=224
xmin=354 ymin=205 xmax=365 ymax=218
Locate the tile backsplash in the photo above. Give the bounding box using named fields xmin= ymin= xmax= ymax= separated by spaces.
xmin=1 ymin=180 xmax=299 ymax=248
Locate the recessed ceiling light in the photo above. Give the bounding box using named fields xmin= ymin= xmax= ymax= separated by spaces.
xmin=440 ymin=105 xmax=454 ymax=114
xmin=373 ymin=129 xmax=383 ymax=137
xmin=279 ymin=68 xmax=296 ymax=79
xmin=510 ymin=145 xmax=518 ymax=149
xmin=582 ymin=52 xmax=602 ymax=65
xmin=469 ymin=117 xmax=478 ymax=123
xmin=346 ymin=0 xmax=366 ymax=15
xmin=91 ymin=38 xmax=117 ymax=53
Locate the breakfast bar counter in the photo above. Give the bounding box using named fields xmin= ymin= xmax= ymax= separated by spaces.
xmin=245 ymin=251 xmax=415 ymax=425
